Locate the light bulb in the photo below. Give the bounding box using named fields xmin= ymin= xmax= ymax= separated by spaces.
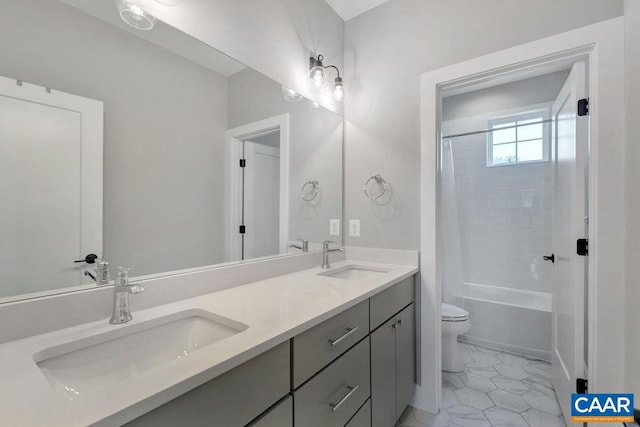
xmin=115 ymin=0 xmax=157 ymax=30
xmin=334 ymin=77 xmax=344 ymax=102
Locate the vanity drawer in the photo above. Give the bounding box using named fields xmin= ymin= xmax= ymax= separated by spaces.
xmin=292 ymin=300 xmax=369 ymax=388
xmin=369 ymin=276 xmax=415 ymax=331
xmin=125 ymin=342 xmax=290 ymax=427
xmin=346 ymin=399 xmax=371 ymax=427
xmin=294 ymin=337 xmax=370 ymax=427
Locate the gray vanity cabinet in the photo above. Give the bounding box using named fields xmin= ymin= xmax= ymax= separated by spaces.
xmin=370 ymin=275 xmax=416 ymax=427
xmin=124 ymin=342 xmax=290 ymax=427
xmin=346 ymin=399 xmax=372 ymax=427
xmin=248 ymin=395 xmax=293 ymax=427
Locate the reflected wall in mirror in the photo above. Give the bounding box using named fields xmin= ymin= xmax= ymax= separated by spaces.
xmin=0 ymin=0 xmax=343 ymax=302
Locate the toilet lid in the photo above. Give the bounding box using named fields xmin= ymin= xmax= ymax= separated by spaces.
xmin=442 ymin=303 xmax=469 ymax=321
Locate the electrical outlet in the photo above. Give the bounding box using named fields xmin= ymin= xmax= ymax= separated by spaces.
xmin=329 ymin=219 xmax=340 ymax=236
xmin=349 ymin=219 xmax=361 ymax=237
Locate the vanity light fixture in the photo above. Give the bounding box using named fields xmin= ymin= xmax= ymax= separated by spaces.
xmin=115 ymin=0 xmax=157 ymax=31
xmin=308 ymin=54 xmax=344 ymax=102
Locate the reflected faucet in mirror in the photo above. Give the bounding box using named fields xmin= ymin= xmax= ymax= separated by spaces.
xmin=83 ymin=260 xmax=111 ymax=286
xmin=109 ymin=267 xmax=144 ymax=324
xmin=289 ymin=239 xmax=309 ymax=253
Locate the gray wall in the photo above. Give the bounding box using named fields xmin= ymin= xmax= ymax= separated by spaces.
xmin=0 ymin=0 xmax=229 ymax=276
xmin=228 ymin=69 xmax=343 ymax=246
xmin=624 ymin=0 xmax=640 ymax=397
xmin=343 ymin=0 xmax=624 ymax=249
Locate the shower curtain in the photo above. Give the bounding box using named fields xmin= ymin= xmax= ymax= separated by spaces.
xmin=440 ymin=140 xmax=465 ymax=308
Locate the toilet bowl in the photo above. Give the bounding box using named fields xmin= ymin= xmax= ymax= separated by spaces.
xmin=441 ymin=303 xmax=470 ymax=373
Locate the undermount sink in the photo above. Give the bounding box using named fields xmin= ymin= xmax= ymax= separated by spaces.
xmin=318 ymin=264 xmax=391 ymax=280
xmin=33 ymin=309 xmax=247 ymax=400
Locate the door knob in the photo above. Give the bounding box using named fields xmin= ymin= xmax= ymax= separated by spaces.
xmin=543 ymin=254 xmax=555 ymax=263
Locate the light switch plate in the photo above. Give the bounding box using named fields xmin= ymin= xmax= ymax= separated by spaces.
xmin=349 ymin=219 xmax=361 ymax=237
xmin=329 ymin=219 xmax=340 ymax=236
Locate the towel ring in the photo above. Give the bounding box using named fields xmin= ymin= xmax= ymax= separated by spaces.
xmin=364 ymin=174 xmax=388 ymax=200
xmin=300 ymin=180 xmax=319 ymax=201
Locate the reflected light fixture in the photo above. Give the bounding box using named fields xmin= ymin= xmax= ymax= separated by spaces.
xmin=282 ymin=86 xmax=303 ymax=103
xmin=308 ymin=53 xmax=344 ymax=102
xmin=115 ymin=0 xmax=157 ymax=30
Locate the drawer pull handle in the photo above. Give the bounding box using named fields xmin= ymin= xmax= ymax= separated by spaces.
xmin=329 ymin=385 xmax=359 ymax=413
xmin=328 ymin=326 xmax=359 ymax=347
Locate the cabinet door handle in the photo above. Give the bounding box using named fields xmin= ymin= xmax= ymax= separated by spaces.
xmin=328 ymin=326 xmax=358 ymax=347
xmin=329 ymin=384 xmax=359 ymax=413
xmin=392 ymin=319 xmax=402 ymax=329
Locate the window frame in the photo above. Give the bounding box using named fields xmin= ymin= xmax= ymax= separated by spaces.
xmin=486 ymin=108 xmax=551 ymax=167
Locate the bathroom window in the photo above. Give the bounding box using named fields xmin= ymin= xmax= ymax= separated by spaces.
xmin=487 ymin=110 xmax=550 ymax=166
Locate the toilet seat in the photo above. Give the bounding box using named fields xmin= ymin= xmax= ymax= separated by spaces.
xmin=442 ymin=303 xmax=469 ymax=322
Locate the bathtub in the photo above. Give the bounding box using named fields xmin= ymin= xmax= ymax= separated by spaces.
xmin=460 ymin=282 xmax=552 ymax=361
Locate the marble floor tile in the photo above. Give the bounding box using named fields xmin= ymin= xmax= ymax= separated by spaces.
xmin=441 ymin=386 xmax=461 ymax=408
xmin=455 ymin=387 xmax=496 ymax=410
xmin=522 ymin=408 xmax=567 ymax=427
xmin=490 ymin=376 xmax=531 ymax=395
xmin=494 ymin=363 xmax=529 ymax=380
xmin=488 ymin=389 xmax=530 ymax=413
xmin=521 ymin=389 xmax=562 ymax=415
xmin=495 ymin=352 xmax=531 ymax=368
xmin=442 ymin=372 xmax=465 ymax=390
xmin=523 ymin=363 xmax=552 ymax=379
xmin=461 ymin=372 xmax=499 ymax=392
xmin=413 ymin=407 xmax=456 ymax=427
xmin=470 ymin=351 xmax=501 ymax=366
xmin=464 ymin=361 xmax=500 ymax=378
xmin=447 ymin=404 xmax=492 ymax=427
xmin=484 ymin=406 xmax=529 ymax=427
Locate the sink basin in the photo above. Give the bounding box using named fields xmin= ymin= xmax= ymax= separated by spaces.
xmin=318 ymin=264 xmax=391 ymax=280
xmin=33 ymin=309 xmax=247 ymax=400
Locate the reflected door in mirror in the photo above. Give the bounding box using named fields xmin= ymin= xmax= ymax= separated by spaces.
xmin=0 ymin=77 xmax=103 ymax=300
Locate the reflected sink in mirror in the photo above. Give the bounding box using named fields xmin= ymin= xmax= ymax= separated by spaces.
xmin=318 ymin=265 xmax=391 ymax=280
xmin=33 ymin=309 xmax=247 ymax=400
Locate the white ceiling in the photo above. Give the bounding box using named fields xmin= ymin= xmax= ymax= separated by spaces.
xmin=324 ymin=0 xmax=390 ymax=21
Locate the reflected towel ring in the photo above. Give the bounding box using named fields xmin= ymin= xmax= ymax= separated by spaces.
xmin=300 ymin=180 xmax=320 ymax=201
xmin=364 ymin=174 xmax=388 ymax=200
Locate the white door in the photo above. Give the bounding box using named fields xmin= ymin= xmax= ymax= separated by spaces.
xmin=0 ymin=77 xmax=103 ymax=299
xmin=551 ymin=61 xmax=588 ymax=425
xmin=243 ymin=141 xmax=280 ymax=259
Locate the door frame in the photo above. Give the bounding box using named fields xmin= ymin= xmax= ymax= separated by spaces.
xmin=417 ymin=18 xmax=625 ymax=413
xmin=0 ymin=75 xmax=103 ymax=291
xmin=225 ymin=114 xmax=290 ymax=261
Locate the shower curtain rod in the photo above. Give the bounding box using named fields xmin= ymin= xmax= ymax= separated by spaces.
xmin=441 ymin=118 xmax=553 ymax=140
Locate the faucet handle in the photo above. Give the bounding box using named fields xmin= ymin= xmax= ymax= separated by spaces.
xmin=129 ymin=285 xmax=144 ymax=294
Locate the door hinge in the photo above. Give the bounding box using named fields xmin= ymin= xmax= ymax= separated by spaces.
xmin=239 ymin=159 xmax=246 ymax=168
xmin=239 ymin=225 xmax=246 ymax=234
xmin=577 ymin=238 xmax=589 ymax=256
xmin=576 ymin=378 xmax=588 ymax=394
xmin=578 ymin=98 xmax=589 ymax=116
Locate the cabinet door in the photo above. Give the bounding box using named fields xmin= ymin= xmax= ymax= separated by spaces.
xmin=370 ymin=316 xmax=397 ymax=427
xmin=345 ymin=399 xmax=371 ymax=427
xmin=248 ymin=395 xmax=293 ymax=427
xmin=395 ymin=303 xmax=416 ymax=418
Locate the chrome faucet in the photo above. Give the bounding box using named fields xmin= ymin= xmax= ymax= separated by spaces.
xmin=109 ymin=267 xmax=144 ymax=324
xmin=322 ymin=240 xmax=344 ymax=269
xmin=289 ymin=238 xmax=309 ymax=253
xmin=84 ymin=260 xmax=110 ymax=286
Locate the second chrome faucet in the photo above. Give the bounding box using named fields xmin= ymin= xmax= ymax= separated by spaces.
xmin=322 ymin=240 xmax=344 ymax=269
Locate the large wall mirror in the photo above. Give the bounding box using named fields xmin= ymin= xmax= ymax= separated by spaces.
xmin=0 ymin=0 xmax=343 ymax=303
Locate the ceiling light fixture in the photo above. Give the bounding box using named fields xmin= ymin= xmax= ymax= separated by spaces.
xmin=115 ymin=0 xmax=157 ymax=31
xmin=282 ymin=86 xmax=303 ymax=103
xmin=308 ymin=53 xmax=344 ymax=102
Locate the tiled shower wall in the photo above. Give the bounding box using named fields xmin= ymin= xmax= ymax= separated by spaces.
xmin=442 ymin=113 xmax=554 ymax=294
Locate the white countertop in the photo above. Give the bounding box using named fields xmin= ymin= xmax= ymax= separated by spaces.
xmin=0 ymin=260 xmax=417 ymax=426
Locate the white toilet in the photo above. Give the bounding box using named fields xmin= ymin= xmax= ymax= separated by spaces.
xmin=441 ymin=303 xmax=471 ymax=373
